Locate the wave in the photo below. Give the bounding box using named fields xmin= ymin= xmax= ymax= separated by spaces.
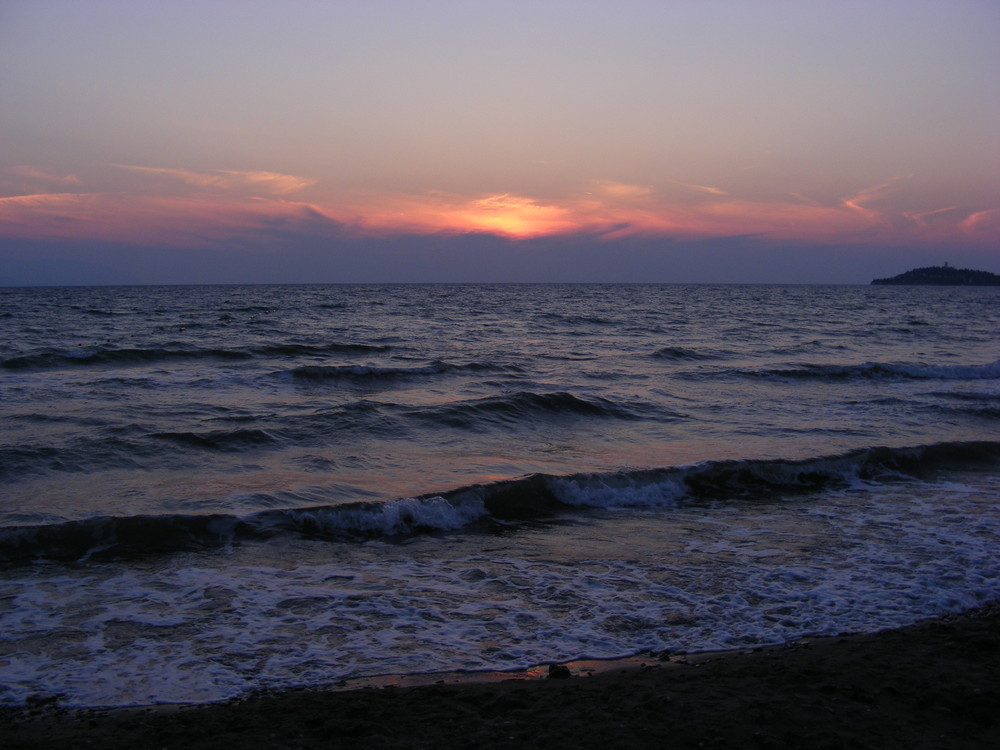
xmin=535 ymin=312 xmax=616 ymax=326
xmin=405 ymin=391 xmax=664 ymax=427
xmin=1 ymin=403 xmax=403 ymax=476
xmin=253 ymin=342 xmax=389 ymax=357
xmin=0 ymin=342 xmax=389 ymax=370
xmin=0 ymin=513 xmax=243 ymax=563
xmin=928 ymin=405 xmax=1000 ymax=421
xmin=932 ymin=391 xmax=1000 ymax=401
xmin=1 ymin=391 xmax=651 ymax=476
xmin=1 ymin=348 xmax=249 ymax=370
xmin=651 ymin=346 xmax=715 ymax=361
xmin=548 ymin=441 xmax=1000 ymax=508
xmin=290 ymin=360 xmax=517 ymax=382
xmin=150 ymin=428 xmax=279 ymax=451
xmin=929 ymin=392 xmax=1000 ymax=420
xmin=0 ymin=495 xmax=491 ymax=564
xmin=737 ymin=360 xmax=1000 ymax=382
xmin=0 ymin=437 xmax=155 ymax=480
xmin=3 ymin=440 xmax=997 ymax=565
xmin=0 ymin=444 xmax=62 ymax=479
xmin=0 ymin=426 xmax=284 ymax=477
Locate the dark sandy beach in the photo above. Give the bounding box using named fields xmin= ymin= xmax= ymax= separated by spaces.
xmin=3 ymin=602 xmax=998 ymax=750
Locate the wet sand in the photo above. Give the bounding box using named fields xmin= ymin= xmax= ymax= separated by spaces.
xmin=3 ymin=602 xmax=998 ymax=749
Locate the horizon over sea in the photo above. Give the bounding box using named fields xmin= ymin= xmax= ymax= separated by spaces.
xmin=1 ymin=282 xmax=998 ymax=707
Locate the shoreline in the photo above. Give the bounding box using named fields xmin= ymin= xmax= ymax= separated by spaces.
xmin=4 ymin=603 xmax=998 ymax=749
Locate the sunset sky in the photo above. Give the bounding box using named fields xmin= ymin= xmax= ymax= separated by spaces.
xmin=1 ymin=0 xmax=998 ymax=284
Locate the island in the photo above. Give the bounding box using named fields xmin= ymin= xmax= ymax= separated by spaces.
xmin=871 ymin=264 xmax=1000 ymax=286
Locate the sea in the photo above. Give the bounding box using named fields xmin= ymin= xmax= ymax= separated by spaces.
xmin=1 ymin=283 xmax=998 ymax=708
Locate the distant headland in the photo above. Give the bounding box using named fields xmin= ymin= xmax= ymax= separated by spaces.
xmin=871 ymin=264 xmax=1000 ymax=286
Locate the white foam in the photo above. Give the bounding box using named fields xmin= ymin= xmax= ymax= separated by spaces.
xmin=550 ymin=473 xmax=687 ymax=507
xmin=248 ymin=495 xmax=488 ymax=537
xmin=291 ymin=495 xmax=487 ymax=535
xmin=1 ymin=477 xmax=998 ymax=708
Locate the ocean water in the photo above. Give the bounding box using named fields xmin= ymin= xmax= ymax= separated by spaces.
xmin=1 ymin=283 xmax=998 ymax=707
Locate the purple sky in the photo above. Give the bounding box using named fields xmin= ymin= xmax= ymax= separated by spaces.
xmin=1 ymin=0 xmax=998 ymax=284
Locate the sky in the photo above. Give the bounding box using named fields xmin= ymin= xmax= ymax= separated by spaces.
xmin=1 ymin=0 xmax=998 ymax=285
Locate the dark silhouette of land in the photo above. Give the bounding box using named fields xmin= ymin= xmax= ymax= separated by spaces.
xmin=872 ymin=264 xmax=1000 ymax=285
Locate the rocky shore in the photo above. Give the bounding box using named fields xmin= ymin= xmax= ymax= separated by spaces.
xmin=3 ymin=602 xmax=998 ymax=749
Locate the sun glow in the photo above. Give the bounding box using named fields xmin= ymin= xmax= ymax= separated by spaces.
xmin=453 ymin=194 xmax=574 ymax=238
xmin=1 ymin=166 xmax=995 ymax=251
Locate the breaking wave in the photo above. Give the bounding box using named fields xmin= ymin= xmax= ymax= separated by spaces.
xmin=2 ymin=440 xmax=996 ymax=564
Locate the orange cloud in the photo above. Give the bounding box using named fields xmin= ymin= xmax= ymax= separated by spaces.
xmin=324 ymin=179 xmax=930 ymax=244
xmin=587 ymin=180 xmax=655 ymax=200
xmin=113 ymin=165 xmax=316 ymax=195
xmin=1 ymin=170 xmax=995 ymax=250
xmin=332 ymin=191 xmax=579 ymax=239
xmin=329 ymin=181 xmax=681 ymax=240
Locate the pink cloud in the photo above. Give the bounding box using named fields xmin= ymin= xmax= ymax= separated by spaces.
xmin=112 ymin=165 xmax=317 ymax=195
xmin=324 ymin=178 xmax=994 ymax=247
xmin=1 ymin=170 xmax=995 ymax=250
xmin=0 ymin=192 xmax=331 ymax=246
xmin=8 ymin=166 xmax=82 ymax=186
xmin=959 ymin=208 xmax=1000 ymax=238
